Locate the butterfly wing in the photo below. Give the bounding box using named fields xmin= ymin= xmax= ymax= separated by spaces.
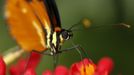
xmin=5 ymin=0 xmax=51 ymax=52
xmin=44 ymin=0 xmax=61 ymax=30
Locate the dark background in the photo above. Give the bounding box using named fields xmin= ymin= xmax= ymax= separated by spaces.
xmin=0 ymin=0 xmax=134 ymax=75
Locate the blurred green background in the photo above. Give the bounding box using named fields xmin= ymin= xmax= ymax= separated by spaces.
xmin=0 ymin=0 xmax=134 ymax=75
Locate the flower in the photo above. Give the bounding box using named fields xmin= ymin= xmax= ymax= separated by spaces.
xmin=9 ymin=52 xmax=41 ymax=75
xmin=42 ymin=66 xmax=69 ymax=75
xmin=95 ymin=57 xmax=114 ymax=75
xmin=0 ymin=56 xmax=6 ymax=75
xmin=24 ymin=68 xmax=37 ymax=75
xmin=70 ymin=58 xmax=96 ymax=75
xmin=69 ymin=57 xmax=114 ymax=75
xmin=0 ymin=51 xmax=114 ymax=75
xmin=42 ymin=57 xmax=114 ymax=75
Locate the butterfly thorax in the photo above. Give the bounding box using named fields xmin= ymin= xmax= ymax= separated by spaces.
xmin=46 ymin=28 xmax=73 ymax=54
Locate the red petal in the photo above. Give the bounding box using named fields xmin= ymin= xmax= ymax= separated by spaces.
xmin=80 ymin=58 xmax=95 ymax=68
xmin=42 ymin=70 xmax=52 ymax=75
xmin=96 ymin=57 xmax=114 ymax=75
xmin=26 ymin=52 xmax=42 ymax=69
xmin=70 ymin=58 xmax=96 ymax=75
xmin=9 ymin=52 xmax=41 ymax=75
xmin=54 ymin=65 xmax=68 ymax=75
xmin=82 ymin=58 xmax=93 ymax=65
xmin=24 ymin=68 xmax=36 ymax=75
xmin=9 ymin=65 xmax=20 ymax=75
xmin=17 ymin=58 xmax=27 ymax=73
xmin=0 ymin=56 xmax=6 ymax=75
xmin=16 ymin=52 xmax=41 ymax=73
xmin=69 ymin=63 xmax=81 ymax=75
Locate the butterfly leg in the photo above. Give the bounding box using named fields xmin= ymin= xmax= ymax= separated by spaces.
xmin=22 ymin=51 xmax=36 ymax=75
xmin=52 ymin=53 xmax=60 ymax=69
xmin=32 ymin=50 xmax=53 ymax=56
xmin=61 ymin=45 xmax=89 ymax=60
xmin=33 ymin=50 xmax=60 ymax=69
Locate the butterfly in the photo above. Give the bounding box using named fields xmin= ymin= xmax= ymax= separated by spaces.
xmin=5 ymin=0 xmax=74 ymax=55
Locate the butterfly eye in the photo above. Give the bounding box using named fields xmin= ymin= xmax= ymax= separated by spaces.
xmin=61 ymin=30 xmax=73 ymax=40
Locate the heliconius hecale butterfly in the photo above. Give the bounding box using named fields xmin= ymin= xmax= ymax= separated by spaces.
xmin=5 ymin=0 xmax=88 ymax=67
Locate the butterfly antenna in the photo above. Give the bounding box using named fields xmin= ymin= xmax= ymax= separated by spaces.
xmin=68 ymin=18 xmax=91 ymax=30
xmin=68 ymin=22 xmax=81 ymax=30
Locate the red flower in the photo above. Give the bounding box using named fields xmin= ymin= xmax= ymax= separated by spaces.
xmin=95 ymin=57 xmax=114 ymax=75
xmin=0 ymin=51 xmax=114 ymax=75
xmin=42 ymin=66 xmax=69 ymax=75
xmin=70 ymin=58 xmax=96 ymax=75
xmin=24 ymin=68 xmax=36 ymax=75
xmin=42 ymin=70 xmax=52 ymax=75
xmin=0 ymin=56 xmax=6 ymax=75
xmin=43 ymin=57 xmax=114 ymax=75
xmin=9 ymin=52 xmax=41 ymax=75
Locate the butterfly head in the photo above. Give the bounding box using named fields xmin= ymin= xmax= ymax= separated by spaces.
xmin=60 ymin=29 xmax=73 ymax=41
